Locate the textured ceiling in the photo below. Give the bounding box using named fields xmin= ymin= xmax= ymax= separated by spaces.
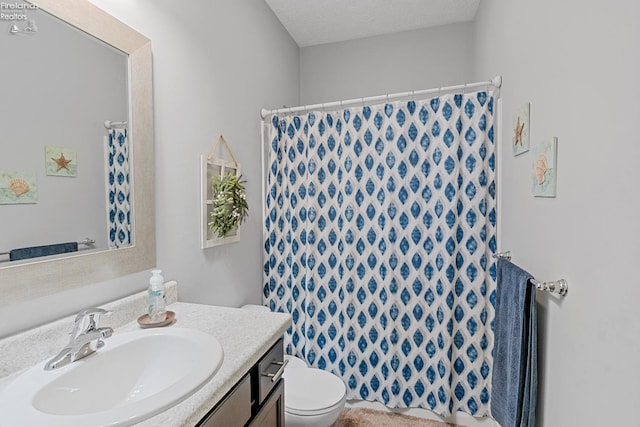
xmin=265 ymin=0 xmax=481 ymax=47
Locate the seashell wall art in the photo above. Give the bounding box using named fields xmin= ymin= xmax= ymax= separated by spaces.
xmin=532 ymin=137 xmax=557 ymax=197
xmin=8 ymin=178 xmax=31 ymax=197
xmin=0 ymin=171 xmax=37 ymax=204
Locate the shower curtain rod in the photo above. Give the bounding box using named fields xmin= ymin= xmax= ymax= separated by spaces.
xmin=260 ymin=75 xmax=502 ymax=119
xmin=104 ymin=120 xmax=128 ymax=129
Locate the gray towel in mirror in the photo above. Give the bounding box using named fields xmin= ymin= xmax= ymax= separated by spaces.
xmin=9 ymin=242 xmax=79 ymax=261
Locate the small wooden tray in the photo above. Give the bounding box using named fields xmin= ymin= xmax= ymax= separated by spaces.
xmin=137 ymin=310 xmax=176 ymax=328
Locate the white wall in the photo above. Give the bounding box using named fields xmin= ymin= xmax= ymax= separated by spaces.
xmin=300 ymin=22 xmax=475 ymax=104
xmin=473 ymin=1 xmax=640 ymax=425
xmin=0 ymin=0 xmax=298 ymax=337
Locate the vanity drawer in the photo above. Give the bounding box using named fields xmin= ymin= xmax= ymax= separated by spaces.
xmin=257 ymin=338 xmax=285 ymax=405
xmin=198 ymin=373 xmax=251 ymax=427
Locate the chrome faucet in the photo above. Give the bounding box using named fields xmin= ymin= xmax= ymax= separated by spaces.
xmin=44 ymin=307 xmax=114 ymax=371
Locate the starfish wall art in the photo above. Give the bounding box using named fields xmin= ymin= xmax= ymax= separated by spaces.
xmin=513 ymin=102 xmax=530 ymax=156
xmin=46 ymin=146 xmax=77 ymax=177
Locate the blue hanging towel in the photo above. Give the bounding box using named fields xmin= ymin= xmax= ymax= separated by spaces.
xmin=491 ymin=258 xmax=537 ymax=427
xmin=9 ymin=242 xmax=78 ymax=261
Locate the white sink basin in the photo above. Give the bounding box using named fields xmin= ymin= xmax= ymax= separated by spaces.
xmin=0 ymin=327 xmax=223 ymax=427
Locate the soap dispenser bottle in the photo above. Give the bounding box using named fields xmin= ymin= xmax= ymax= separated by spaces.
xmin=148 ymin=269 xmax=167 ymax=322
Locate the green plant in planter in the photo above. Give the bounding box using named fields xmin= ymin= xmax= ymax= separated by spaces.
xmin=208 ymin=172 xmax=249 ymax=238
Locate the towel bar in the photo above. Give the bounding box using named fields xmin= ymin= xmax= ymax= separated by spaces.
xmin=530 ymin=278 xmax=568 ymax=296
xmin=492 ymin=252 xmax=568 ymax=296
xmin=493 ymin=251 xmax=511 ymax=261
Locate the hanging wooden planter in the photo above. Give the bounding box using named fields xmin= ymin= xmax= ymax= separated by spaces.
xmin=200 ymin=135 xmax=248 ymax=248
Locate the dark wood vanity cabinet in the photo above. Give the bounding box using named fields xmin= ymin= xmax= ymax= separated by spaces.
xmin=196 ymin=338 xmax=285 ymax=427
xmin=249 ymin=379 xmax=285 ymax=427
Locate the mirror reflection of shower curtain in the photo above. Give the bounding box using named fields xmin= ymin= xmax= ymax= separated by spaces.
xmin=105 ymin=128 xmax=131 ymax=248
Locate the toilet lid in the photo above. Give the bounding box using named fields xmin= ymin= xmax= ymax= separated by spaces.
xmin=284 ymin=355 xmax=308 ymax=369
xmin=284 ymin=368 xmax=346 ymax=415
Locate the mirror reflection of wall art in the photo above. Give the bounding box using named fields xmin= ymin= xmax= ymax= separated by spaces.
xmin=0 ymin=171 xmax=37 ymax=204
xmin=46 ymin=146 xmax=77 ymax=177
xmin=532 ymin=137 xmax=557 ymax=197
xmin=513 ymin=102 xmax=530 ymax=156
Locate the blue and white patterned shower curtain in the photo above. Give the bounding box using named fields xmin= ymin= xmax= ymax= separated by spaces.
xmin=106 ymin=128 xmax=131 ymax=248
xmin=263 ymin=91 xmax=497 ymax=417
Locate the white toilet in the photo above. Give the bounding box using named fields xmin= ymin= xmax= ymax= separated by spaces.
xmin=241 ymin=305 xmax=347 ymax=427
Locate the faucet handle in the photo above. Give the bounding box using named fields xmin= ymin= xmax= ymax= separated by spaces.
xmin=73 ymin=308 xmax=113 ymax=336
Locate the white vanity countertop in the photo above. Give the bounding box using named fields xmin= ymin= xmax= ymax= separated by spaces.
xmin=133 ymin=302 xmax=290 ymax=426
xmin=0 ymin=284 xmax=291 ymax=427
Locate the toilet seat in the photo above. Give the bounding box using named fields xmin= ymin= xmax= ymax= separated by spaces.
xmin=284 ymin=367 xmax=346 ymax=416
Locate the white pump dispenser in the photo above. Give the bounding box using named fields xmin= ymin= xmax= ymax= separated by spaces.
xmin=148 ymin=269 xmax=167 ymax=322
